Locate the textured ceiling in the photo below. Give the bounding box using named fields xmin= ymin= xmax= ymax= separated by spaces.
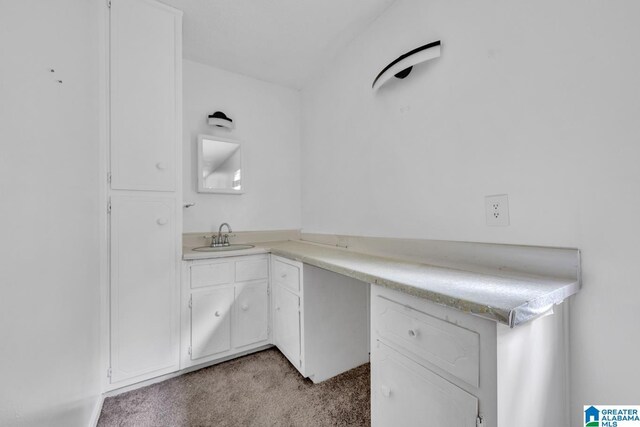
xmin=160 ymin=0 xmax=397 ymax=89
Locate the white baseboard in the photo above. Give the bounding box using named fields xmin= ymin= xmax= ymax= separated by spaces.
xmin=88 ymin=394 xmax=105 ymax=427
xmin=105 ymin=344 xmax=274 ymax=397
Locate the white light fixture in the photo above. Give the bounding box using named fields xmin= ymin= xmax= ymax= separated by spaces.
xmin=372 ymin=41 xmax=441 ymax=91
xmin=208 ymin=111 xmax=234 ymax=130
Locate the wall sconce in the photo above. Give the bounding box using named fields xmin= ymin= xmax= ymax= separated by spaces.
xmin=208 ymin=111 xmax=234 ymax=130
xmin=372 ymin=41 xmax=441 ymax=91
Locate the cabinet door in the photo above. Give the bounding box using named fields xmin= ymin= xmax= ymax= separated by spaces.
xmin=110 ymin=196 xmax=178 ymax=383
xmin=110 ymin=0 xmax=180 ymax=191
xmin=273 ymin=284 xmax=301 ymax=368
xmin=191 ymin=286 xmax=234 ymax=360
xmin=372 ymin=342 xmax=478 ymax=427
xmin=234 ymin=281 xmax=269 ymax=348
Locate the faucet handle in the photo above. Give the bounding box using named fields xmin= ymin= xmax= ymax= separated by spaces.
xmin=203 ymin=234 xmax=218 ymax=247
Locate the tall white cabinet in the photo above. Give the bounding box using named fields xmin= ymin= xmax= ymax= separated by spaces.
xmin=107 ymin=0 xmax=182 ymax=388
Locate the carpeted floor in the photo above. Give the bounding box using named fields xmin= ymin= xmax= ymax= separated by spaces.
xmin=98 ymin=348 xmax=371 ymax=426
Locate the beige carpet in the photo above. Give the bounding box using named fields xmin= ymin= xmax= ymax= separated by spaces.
xmin=98 ymin=348 xmax=370 ymax=426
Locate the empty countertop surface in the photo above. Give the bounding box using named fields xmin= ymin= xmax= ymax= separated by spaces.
xmin=184 ymin=240 xmax=580 ymax=327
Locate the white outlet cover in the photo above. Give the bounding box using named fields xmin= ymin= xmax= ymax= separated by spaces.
xmin=485 ymin=194 xmax=510 ymax=226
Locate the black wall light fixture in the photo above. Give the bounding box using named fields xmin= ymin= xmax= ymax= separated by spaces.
xmin=372 ymin=41 xmax=441 ymax=91
xmin=208 ymin=111 xmax=234 ymax=130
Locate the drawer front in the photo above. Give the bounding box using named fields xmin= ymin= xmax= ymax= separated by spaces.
xmin=236 ymin=258 xmax=269 ymax=282
xmin=375 ymin=295 xmax=480 ymax=387
xmin=372 ymin=342 xmax=478 ymax=427
xmin=272 ymin=258 xmax=300 ymax=293
xmin=190 ymin=261 xmax=233 ymax=289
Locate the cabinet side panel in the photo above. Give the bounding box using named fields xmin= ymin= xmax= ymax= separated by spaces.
xmin=303 ymin=265 xmax=370 ymax=383
xmin=497 ymin=304 xmax=568 ymax=427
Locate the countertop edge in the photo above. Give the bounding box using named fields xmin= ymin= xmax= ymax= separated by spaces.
xmin=268 ymin=247 xmax=517 ymax=325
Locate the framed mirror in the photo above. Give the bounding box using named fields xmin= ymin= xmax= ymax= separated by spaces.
xmin=197 ymin=134 xmax=244 ymax=194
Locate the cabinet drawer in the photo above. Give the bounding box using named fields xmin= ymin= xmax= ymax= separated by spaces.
xmin=236 ymin=258 xmax=268 ymax=282
xmin=372 ymin=342 xmax=478 ymax=427
xmin=272 ymin=258 xmax=300 ymax=293
xmin=190 ymin=261 xmax=233 ymax=289
xmin=375 ymin=295 xmax=480 ymax=387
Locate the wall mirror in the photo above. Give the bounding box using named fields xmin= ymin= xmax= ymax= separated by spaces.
xmin=197 ymin=134 xmax=244 ymax=194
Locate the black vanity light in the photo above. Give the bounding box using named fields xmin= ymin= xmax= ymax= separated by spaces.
xmin=208 ymin=111 xmax=234 ymax=130
xmin=372 ymin=40 xmax=441 ymax=91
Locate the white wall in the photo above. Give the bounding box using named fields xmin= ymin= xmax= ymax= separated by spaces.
xmin=301 ymin=0 xmax=640 ymax=423
xmin=0 ymin=1 xmax=102 ymax=426
xmin=182 ymin=60 xmax=301 ymax=233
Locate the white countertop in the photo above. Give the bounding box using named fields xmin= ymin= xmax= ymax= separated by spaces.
xmin=183 ymin=240 xmax=580 ymax=327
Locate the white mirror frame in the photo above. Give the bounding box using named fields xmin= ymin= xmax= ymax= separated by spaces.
xmin=197 ymin=134 xmax=245 ymax=195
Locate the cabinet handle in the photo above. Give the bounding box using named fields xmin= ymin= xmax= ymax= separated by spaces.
xmin=280 ymin=272 xmax=287 ymax=278
xmin=241 ymin=304 xmax=249 ymax=311
xmin=157 ymin=218 xmax=168 ymax=225
xmin=408 ymin=329 xmax=417 ymax=337
xmin=156 ymin=162 xmax=167 ymax=170
xmin=275 ymin=306 xmax=281 ymax=311
xmin=380 ymin=385 xmax=391 ymax=398
xmin=214 ymin=311 xmax=221 ymax=317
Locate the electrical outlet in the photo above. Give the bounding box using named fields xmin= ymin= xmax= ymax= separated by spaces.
xmin=485 ymin=194 xmax=510 ymax=226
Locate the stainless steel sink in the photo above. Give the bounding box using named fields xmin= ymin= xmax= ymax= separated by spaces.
xmin=192 ymin=244 xmax=255 ymax=252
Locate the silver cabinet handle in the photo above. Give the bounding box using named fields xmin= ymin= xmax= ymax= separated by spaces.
xmin=214 ymin=311 xmax=221 ymax=317
xmin=408 ymin=329 xmax=417 ymax=337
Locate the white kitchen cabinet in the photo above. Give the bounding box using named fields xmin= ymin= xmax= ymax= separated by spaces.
xmin=191 ymin=286 xmax=234 ymax=359
xmin=235 ymin=281 xmax=270 ymax=348
xmin=107 ymin=0 xmax=182 ymax=390
xmin=273 ymin=283 xmax=301 ymax=368
xmin=372 ymin=342 xmax=478 ymax=427
xmin=110 ymin=0 xmax=181 ymax=191
xmin=271 ymin=256 xmax=370 ymax=383
xmin=371 ymin=284 xmax=569 ymax=427
xmin=181 ymin=255 xmax=271 ymax=369
xmin=109 ymin=196 xmax=179 ymax=384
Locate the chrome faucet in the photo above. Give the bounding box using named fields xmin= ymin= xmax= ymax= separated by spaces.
xmin=205 ymin=223 xmax=233 ymax=247
xmin=217 ymin=223 xmax=232 ymax=246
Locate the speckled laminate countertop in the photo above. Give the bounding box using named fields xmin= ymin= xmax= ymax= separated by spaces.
xmin=183 ymin=240 xmax=580 ymax=327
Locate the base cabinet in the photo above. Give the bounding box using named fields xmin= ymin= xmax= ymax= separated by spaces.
xmin=271 ymin=256 xmax=370 ymax=383
xmin=273 ymin=283 xmax=301 ymax=368
xmin=182 ymin=255 xmax=271 ymax=369
xmin=372 ymin=342 xmax=478 ymax=427
xmin=371 ymin=284 xmax=569 ymax=427
xmin=235 ymin=281 xmax=270 ymax=347
xmin=191 ymin=286 xmax=234 ymax=359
